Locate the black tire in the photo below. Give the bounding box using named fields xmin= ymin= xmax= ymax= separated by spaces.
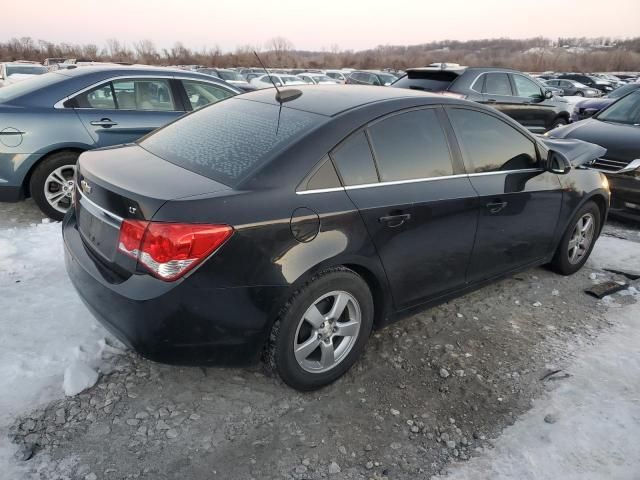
xmin=266 ymin=267 xmax=374 ymax=391
xmin=575 ymin=91 xmax=584 ymax=97
xmin=29 ymin=151 xmax=80 ymax=221
xmin=550 ymin=201 xmax=600 ymax=275
xmin=550 ymin=117 xmax=567 ymax=130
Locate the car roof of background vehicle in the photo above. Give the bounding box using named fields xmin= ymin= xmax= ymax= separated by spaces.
xmin=235 ymin=84 xmax=449 ymax=116
xmin=0 ymin=65 xmax=241 ymax=107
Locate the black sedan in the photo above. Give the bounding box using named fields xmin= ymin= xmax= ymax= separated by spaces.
xmin=548 ymin=90 xmax=640 ymax=221
xmin=64 ymin=86 xmax=609 ymax=390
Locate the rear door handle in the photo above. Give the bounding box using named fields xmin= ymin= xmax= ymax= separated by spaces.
xmin=486 ymin=99 xmax=497 ymax=103
xmin=486 ymin=201 xmax=508 ymax=214
xmin=90 ymin=118 xmax=118 ymax=128
xmin=379 ymin=213 xmax=411 ymax=228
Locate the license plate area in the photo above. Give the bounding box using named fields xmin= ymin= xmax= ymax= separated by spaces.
xmin=77 ymin=194 xmax=122 ymax=263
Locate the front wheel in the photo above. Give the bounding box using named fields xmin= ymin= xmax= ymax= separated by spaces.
xmin=550 ymin=118 xmax=567 ymax=130
xmin=575 ymin=91 xmax=584 ymax=97
xmin=29 ymin=151 xmax=80 ymax=221
xmin=266 ymin=267 xmax=374 ymax=391
xmin=550 ymin=201 xmax=600 ymax=275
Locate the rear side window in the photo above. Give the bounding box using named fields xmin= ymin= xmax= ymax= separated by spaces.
xmin=367 ymin=109 xmax=453 ymax=182
xmin=182 ymin=80 xmax=234 ymax=110
xmin=304 ymin=157 xmax=341 ymax=190
xmin=75 ymin=83 xmax=115 ymax=109
xmin=112 ymin=79 xmax=175 ymax=111
xmin=331 ymin=131 xmax=378 ymax=186
xmin=483 ymin=73 xmax=512 ymax=96
xmin=140 ymin=98 xmax=324 ymax=186
xmin=391 ymin=70 xmax=459 ymax=92
xmin=447 ymin=108 xmax=538 ymax=173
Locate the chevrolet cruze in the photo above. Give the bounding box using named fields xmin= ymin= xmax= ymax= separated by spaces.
xmin=64 ymin=85 xmax=609 ymax=390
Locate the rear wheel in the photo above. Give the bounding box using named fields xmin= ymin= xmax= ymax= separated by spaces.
xmin=550 ymin=201 xmax=600 ymax=275
xmin=29 ymin=151 xmax=80 ymax=221
xmin=266 ymin=267 xmax=373 ymax=391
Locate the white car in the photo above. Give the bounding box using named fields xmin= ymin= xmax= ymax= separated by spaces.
xmin=0 ymin=62 xmax=48 ymax=87
xmin=297 ymin=73 xmax=340 ymax=85
xmin=324 ymin=70 xmax=350 ymax=84
xmin=250 ymin=74 xmax=306 ymax=89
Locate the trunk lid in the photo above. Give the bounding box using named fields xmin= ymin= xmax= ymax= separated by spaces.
xmin=76 ymin=143 xmax=230 ymax=266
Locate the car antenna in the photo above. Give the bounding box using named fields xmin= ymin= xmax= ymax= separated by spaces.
xmin=253 ymin=51 xmax=302 ymax=104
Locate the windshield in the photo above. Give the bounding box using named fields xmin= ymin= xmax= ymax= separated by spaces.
xmin=607 ymin=84 xmax=639 ymax=99
xmin=313 ymin=75 xmax=333 ymax=82
xmin=572 ymin=81 xmax=589 ymax=88
xmin=140 ymin=98 xmax=325 ymax=186
xmin=6 ymin=65 xmax=48 ymax=76
xmin=597 ymin=91 xmax=640 ymax=125
xmin=219 ymin=71 xmax=244 ymax=82
xmin=0 ymin=71 xmax=67 ymax=103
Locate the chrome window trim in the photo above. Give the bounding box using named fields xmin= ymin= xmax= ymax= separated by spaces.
xmin=296 ymin=168 xmax=545 ymax=194
xmin=53 ymin=74 xmax=237 ymax=109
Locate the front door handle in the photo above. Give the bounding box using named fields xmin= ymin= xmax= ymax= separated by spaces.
xmin=486 ymin=98 xmax=497 ymax=103
xmin=90 ymin=118 xmax=118 ymax=128
xmin=486 ymin=201 xmax=508 ymax=214
xmin=379 ymin=213 xmax=411 ymax=228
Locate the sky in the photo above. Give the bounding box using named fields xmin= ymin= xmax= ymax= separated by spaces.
xmin=4 ymin=0 xmax=640 ymax=52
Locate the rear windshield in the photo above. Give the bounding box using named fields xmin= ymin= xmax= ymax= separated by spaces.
xmin=140 ymin=98 xmax=325 ymax=186
xmin=0 ymin=71 xmax=67 ymax=102
xmin=391 ymin=70 xmax=460 ymax=92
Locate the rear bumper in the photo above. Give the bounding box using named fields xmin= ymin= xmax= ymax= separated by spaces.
xmin=63 ymin=211 xmax=287 ymax=366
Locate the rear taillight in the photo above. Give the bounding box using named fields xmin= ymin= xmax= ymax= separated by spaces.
xmin=118 ymin=220 xmax=233 ymax=281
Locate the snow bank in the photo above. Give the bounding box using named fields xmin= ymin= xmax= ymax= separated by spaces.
xmin=0 ymin=221 xmax=118 ymax=476
xmin=588 ymin=235 xmax=640 ymax=273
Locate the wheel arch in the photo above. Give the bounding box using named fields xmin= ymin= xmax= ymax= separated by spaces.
xmin=23 ymin=147 xmax=86 ymax=197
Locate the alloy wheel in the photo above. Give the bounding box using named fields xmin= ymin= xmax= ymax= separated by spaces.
xmin=293 ymin=291 xmax=361 ymax=373
xmin=567 ymin=213 xmax=595 ymax=264
xmin=44 ymin=165 xmax=76 ymax=214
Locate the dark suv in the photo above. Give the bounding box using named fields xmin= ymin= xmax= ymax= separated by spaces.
xmin=556 ymin=74 xmax=614 ymax=95
xmin=391 ymin=67 xmax=572 ymax=133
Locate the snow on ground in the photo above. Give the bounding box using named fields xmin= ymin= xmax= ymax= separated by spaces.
xmin=0 ymin=220 xmax=116 ymax=477
xmin=438 ymin=236 xmax=640 ymax=480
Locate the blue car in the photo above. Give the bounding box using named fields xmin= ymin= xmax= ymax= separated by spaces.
xmin=0 ymin=66 xmax=241 ymax=219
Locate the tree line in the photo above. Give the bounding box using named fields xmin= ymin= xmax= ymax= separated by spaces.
xmin=2 ymin=36 xmax=639 ymax=72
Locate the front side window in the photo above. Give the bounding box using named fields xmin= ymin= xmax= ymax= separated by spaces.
xmin=447 ymin=108 xmax=538 ymax=173
xmin=513 ymin=75 xmax=542 ymax=98
xmin=483 ymin=73 xmax=512 ymax=96
xmin=182 ymin=80 xmax=234 ymax=110
xmin=367 ymin=109 xmax=453 ymax=182
xmin=112 ymin=79 xmax=175 ymax=111
xmin=331 ymin=131 xmax=378 ymax=186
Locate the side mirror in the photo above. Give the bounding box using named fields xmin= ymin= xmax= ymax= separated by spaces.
xmin=547 ymin=150 xmax=571 ymax=174
xmin=544 ymin=90 xmax=553 ymax=99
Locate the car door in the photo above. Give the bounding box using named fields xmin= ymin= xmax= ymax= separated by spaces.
xmin=480 ymin=72 xmax=522 ymax=120
xmin=332 ymin=108 xmax=478 ymax=309
xmin=73 ymin=77 xmax=184 ymax=147
xmin=510 ymin=73 xmax=556 ymax=133
xmin=445 ymin=106 xmax=563 ymax=282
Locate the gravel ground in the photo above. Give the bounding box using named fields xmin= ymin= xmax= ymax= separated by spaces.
xmin=4 ymin=200 xmax=640 ymax=480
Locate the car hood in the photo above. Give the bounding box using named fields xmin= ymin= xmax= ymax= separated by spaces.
xmin=575 ymin=98 xmax=613 ymax=111
xmin=539 ymin=136 xmax=606 ymax=167
xmin=548 ymin=119 xmax=640 ymax=162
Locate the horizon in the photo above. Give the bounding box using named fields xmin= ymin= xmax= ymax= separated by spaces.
xmin=4 ymin=0 xmax=640 ymax=52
